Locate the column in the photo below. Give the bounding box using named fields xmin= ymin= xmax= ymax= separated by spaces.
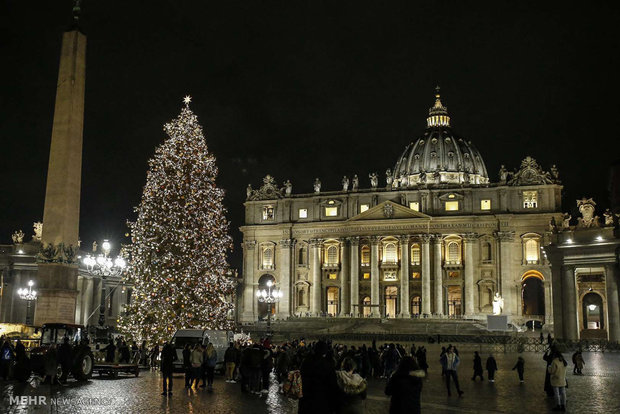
xmin=433 ymin=235 xmax=443 ymax=315
xmin=241 ymin=240 xmax=256 ymax=322
xmin=562 ymin=265 xmax=578 ymax=340
xmin=339 ymin=238 xmax=350 ymax=316
xmin=398 ymin=236 xmax=410 ymax=318
xmin=349 ymin=237 xmax=360 ymax=316
xmin=370 ymin=236 xmax=380 ymax=317
xmin=496 ymin=231 xmax=515 ymax=315
xmin=81 ymin=277 xmax=93 ymax=325
xmin=463 ymin=233 xmax=477 ymax=317
xmin=421 ymin=234 xmax=431 ymax=315
xmin=310 ymin=239 xmax=323 ymax=316
xmin=605 ymin=264 xmax=620 ymax=342
xmin=544 ymin=279 xmax=553 ymax=326
xmin=277 ymin=239 xmax=294 ymax=319
xmin=550 ymin=265 xmax=564 ymax=339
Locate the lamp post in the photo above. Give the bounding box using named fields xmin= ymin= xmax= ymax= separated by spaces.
xmin=82 ymin=240 xmax=126 ymax=326
xmin=256 ymin=280 xmax=282 ymax=333
xmin=17 ymin=280 xmax=37 ymax=325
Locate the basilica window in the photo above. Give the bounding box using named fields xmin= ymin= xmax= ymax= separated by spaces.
xmin=411 ymin=244 xmax=421 ymax=265
xmin=523 ymin=191 xmax=538 ymax=209
xmin=262 ymin=205 xmax=275 ymax=220
xmin=445 ymin=201 xmax=459 ymax=211
xmin=480 ymin=199 xmax=491 ymax=211
xmin=360 ymin=204 xmax=370 ymax=213
xmin=298 ymin=208 xmax=308 ymax=219
xmin=481 ymin=241 xmax=492 ymax=263
xmin=383 ymin=242 xmax=398 ymax=264
xmin=325 ymin=206 xmax=338 ymax=217
xmin=362 ymin=296 xmax=371 ymax=317
xmin=298 ymin=290 xmax=305 ymax=306
xmin=384 ymin=271 xmax=397 ymax=281
xmin=360 ymin=245 xmax=370 ymax=266
xmin=328 ymin=273 xmax=338 ymax=280
xmin=261 ymin=246 xmax=274 ymax=270
xmin=445 ymin=239 xmax=461 ymax=265
xmin=448 ymin=271 xmax=460 ymax=278
xmin=522 ymin=234 xmax=541 ymax=264
xmin=411 ymin=296 xmax=422 ymax=315
xmin=409 ymin=202 xmax=420 ymax=212
xmin=362 ymin=272 xmax=370 ymax=280
xmin=411 ymin=272 xmax=421 ymax=279
xmin=298 ymin=245 xmax=308 ymax=265
xmin=325 ymin=245 xmax=339 ymax=265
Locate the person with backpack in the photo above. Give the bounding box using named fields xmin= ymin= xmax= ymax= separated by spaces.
xmin=440 ymin=346 xmax=463 ymax=397
xmin=548 ymin=350 xmax=568 ymax=411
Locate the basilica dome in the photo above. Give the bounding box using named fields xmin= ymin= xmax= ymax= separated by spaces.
xmin=391 ymin=89 xmax=489 ymax=188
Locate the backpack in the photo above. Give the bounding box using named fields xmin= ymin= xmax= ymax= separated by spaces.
xmin=282 ymin=370 xmax=303 ymax=399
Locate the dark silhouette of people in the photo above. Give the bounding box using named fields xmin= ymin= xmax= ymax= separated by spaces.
xmin=472 ymin=351 xmax=483 ymax=381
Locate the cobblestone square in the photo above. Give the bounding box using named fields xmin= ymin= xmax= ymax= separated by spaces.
xmin=2 ymin=346 xmax=619 ymax=413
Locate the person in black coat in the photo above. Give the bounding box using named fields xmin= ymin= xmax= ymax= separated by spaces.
xmin=183 ymin=344 xmax=192 ymax=388
xmin=160 ymin=341 xmax=177 ymax=396
xmin=58 ymin=337 xmax=73 ymax=383
xmin=472 ymin=351 xmax=484 ymax=381
xmin=486 ymin=354 xmax=498 ymax=383
xmin=298 ymin=341 xmax=338 ymax=414
xmin=543 ymin=347 xmax=555 ymax=397
xmin=385 ymin=356 xmax=425 ymax=414
xmin=102 ymin=337 xmax=116 ymax=363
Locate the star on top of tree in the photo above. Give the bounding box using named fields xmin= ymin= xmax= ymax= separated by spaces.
xmin=183 ymin=95 xmax=192 ymax=105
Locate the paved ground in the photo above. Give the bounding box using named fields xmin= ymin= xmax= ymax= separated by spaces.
xmin=1 ymin=345 xmax=619 ymax=413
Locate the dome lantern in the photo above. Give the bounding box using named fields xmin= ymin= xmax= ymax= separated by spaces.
xmin=427 ymin=86 xmax=451 ymax=127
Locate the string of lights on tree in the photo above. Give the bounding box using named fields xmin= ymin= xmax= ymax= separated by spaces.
xmin=118 ymin=96 xmax=234 ymax=345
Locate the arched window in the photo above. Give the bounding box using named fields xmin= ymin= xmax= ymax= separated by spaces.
xmin=447 ymin=242 xmax=460 ymax=264
xmin=524 ymin=238 xmax=540 ymax=264
xmin=482 ymin=241 xmax=492 ymax=263
xmin=411 ymin=296 xmax=422 ymax=315
xmin=360 ymin=245 xmax=370 ymax=266
xmin=411 ymin=244 xmax=421 ymax=265
xmin=262 ymin=247 xmax=274 ymax=269
xmin=383 ymin=243 xmax=397 ymax=263
xmin=362 ymin=296 xmax=371 ymax=317
xmin=326 ymin=245 xmax=338 ymax=265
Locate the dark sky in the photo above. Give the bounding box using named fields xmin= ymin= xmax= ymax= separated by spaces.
xmin=2 ymin=1 xmax=619 ymax=269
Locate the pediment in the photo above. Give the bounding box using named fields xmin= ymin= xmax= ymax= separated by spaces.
xmin=348 ymin=201 xmax=431 ymax=221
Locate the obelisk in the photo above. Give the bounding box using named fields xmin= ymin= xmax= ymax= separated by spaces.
xmin=35 ymin=2 xmax=86 ymax=325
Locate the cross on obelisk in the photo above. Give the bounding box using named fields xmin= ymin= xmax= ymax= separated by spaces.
xmin=36 ymin=2 xmax=86 ymax=325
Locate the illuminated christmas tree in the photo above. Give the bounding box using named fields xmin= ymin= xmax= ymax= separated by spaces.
xmin=119 ymin=96 xmax=234 ymax=344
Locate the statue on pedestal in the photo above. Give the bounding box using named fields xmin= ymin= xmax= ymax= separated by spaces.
xmin=12 ymin=230 xmax=25 ymax=244
xmin=369 ymin=173 xmax=378 ymax=189
xmin=385 ymin=169 xmax=393 ymax=187
xmin=352 ymin=175 xmax=359 ymax=191
xmin=492 ymin=292 xmax=504 ymax=315
xmin=562 ymin=213 xmax=571 ymax=229
xmin=313 ymin=178 xmax=321 ymax=194
xmin=604 ymin=209 xmax=614 ymax=226
xmin=283 ymin=180 xmax=292 ymax=197
xmin=342 ymin=176 xmax=349 ymax=192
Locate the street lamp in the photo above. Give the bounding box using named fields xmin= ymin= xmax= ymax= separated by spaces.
xmin=82 ymin=240 xmax=126 ymax=326
xmin=17 ymin=280 xmax=37 ymax=325
xmin=256 ymin=280 xmax=282 ymax=332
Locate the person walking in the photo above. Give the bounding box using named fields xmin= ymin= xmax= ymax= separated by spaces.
xmin=385 ymin=356 xmax=425 ymax=414
xmin=204 ymin=343 xmax=217 ymax=391
xmin=190 ymin=344 xmax=204 ymax=388
xmin=543 ymin=347 xmax=555 ymax=397
xmin=539 ymin=332 xmax=544 ymax=344
xmin=486 ymin=354 xmax=498 ymax=383
xmin=548 ymin=350 xmax=568 ymax=411
xmin=472 ymin=351 xmax=483 ymax=381
xmin=572 ymin=350 xmax=585 ymax=375
xmin=512 ymin=356 xmax=525 ymax=383
xmin=183 ymin=344 xmax=192 ymax=388
xmin=335 ymin=357 xmax=367 ymax=414
xmin=416 ymin=347 xmax=428 ymax=375
xmin=224 ymin=342 xmax=237 ymax=383
xmin=440 ymin=346 xmax=463 ymax=397
xmin=439 ymin=347 xmax=447 ymax=377
xmin=150 ymin=344 xmax=160 ymax=370
xmin=160 ymin=341 xmax=177 ymax=396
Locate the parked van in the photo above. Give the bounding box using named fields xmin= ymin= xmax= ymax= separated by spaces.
xmin=171 ymin=329 xmax=233 ymax=372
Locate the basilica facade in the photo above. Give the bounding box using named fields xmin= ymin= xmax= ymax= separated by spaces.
xmin=240 ymin=91 xmax=564 ymax=328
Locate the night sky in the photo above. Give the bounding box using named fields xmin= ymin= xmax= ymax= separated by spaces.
xmin=2 ymin=1 xmax=619 ymax=269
